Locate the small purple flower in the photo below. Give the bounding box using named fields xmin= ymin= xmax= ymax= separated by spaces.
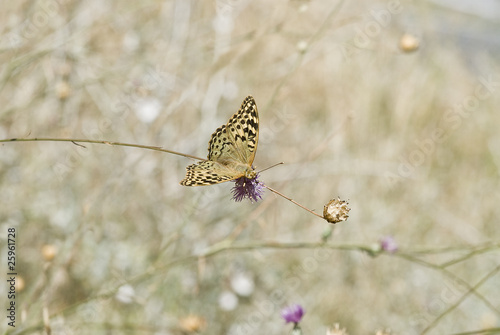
xmin=231 ymin=174 xmax=265 ymax=203
xmin=281 ymin=304 xmax=305 ymax=324
xmin=380 ymin=235 xmax=398 ymax=253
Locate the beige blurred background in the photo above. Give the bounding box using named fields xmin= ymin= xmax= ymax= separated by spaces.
xmin=1 ymin=0 xmax=500 ymax=334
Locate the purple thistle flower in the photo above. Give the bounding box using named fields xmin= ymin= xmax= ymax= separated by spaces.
xmin=281 ymin=304 xmax=305 ymax=324
xmin=380 ymin=235 xmax=398 ymax=253
xmin=231 ymin=174 xmax=265 ymax=203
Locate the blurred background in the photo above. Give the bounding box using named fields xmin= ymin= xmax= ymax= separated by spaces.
xmin=1 ymin=0 xmax=500 ymax=334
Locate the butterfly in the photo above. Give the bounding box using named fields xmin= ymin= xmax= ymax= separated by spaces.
xmin=180 ymin=96 xmax=259 ymax=186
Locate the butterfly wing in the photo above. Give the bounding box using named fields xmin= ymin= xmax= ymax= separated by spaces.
xmin=180 ymin=161 xmax=243 ymax=186
xmin=180 ymin=96 xmax=259 ymax=187
xmin=208 ymin=96 xmax=259 ymax=166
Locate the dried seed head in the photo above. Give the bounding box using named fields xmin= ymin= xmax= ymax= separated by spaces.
xmin=179 ymin=315 xmax=207 ymax=332
xmin=55 ymin=81 xmax=71 ymax=100
xmin=327 ymin=323 xmax=349 ymax=335
xmin=42 ymin=244 xmax=57 ymax=261
xmin=323 ymin=198 xmax=350 ymax=224
xmin=399 ymin=33 xmax=420 ymax=53
xmin=15 ymin=276 xmax=25 ymax=292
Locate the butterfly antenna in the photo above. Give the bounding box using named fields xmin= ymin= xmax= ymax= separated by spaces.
xmin=257 ymin=162 xmax=284 ymax=174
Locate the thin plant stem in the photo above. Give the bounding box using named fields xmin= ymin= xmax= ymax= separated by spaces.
xmin=4 ymin=138 xmax=328 ymax=222
xmin=257 ymin=162 xmax=284 ymax=174
xmin=1 ymin=137 xmax=206 ymax=161
xmin=421 ymin=264 xmax=500 ymax=334
xmin=264 ymin=184 xmax=323 ymax=219
xmin=395 ymin=253 xmax=500 ymax=317
xmin=265 ymin=0 xmax=345 ymax=111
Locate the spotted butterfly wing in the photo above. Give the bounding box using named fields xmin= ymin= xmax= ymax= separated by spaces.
xmin=180 ymin=96 xmax=259 ymax=186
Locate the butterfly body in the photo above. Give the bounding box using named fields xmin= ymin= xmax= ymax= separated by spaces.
xmin=180 ymin=96 xmax=259 ymax=186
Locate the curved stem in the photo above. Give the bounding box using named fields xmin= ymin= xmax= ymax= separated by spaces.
xmin=1 ymin=137 xmax=206 ymax=161
xmin=264 ymin=184 xmax=323 ymax=219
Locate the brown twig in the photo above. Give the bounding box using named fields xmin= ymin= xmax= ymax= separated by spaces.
xmin=264 ymin=184 xmax=323 ymax=219
xmin=1 ymin=137 xmax=206 ymax=161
